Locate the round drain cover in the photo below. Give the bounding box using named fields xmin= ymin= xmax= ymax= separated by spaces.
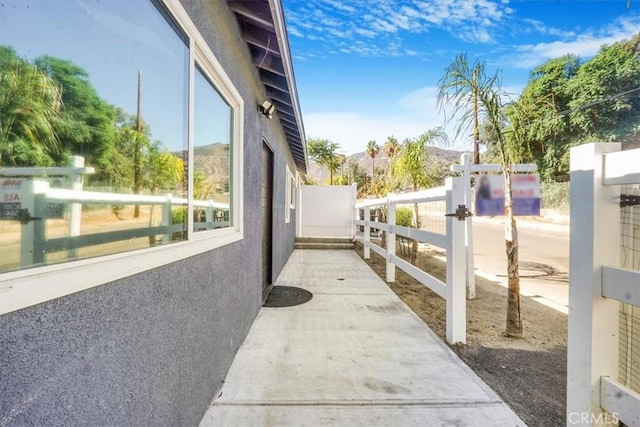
xmin=264 ymin=286 xmax=313 ymax=308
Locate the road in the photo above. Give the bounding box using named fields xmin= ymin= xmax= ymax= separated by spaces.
xmin=471 ymin=219 xmax=569 ymax=313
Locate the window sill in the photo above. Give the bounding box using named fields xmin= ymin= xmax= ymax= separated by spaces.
xmin=0 ymin=229 xmax=242 ymax=315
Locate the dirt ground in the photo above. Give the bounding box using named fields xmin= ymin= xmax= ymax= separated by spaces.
xmin=355 ymin=242 xmax=567 ymax=427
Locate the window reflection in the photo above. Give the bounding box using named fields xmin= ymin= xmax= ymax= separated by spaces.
xmin=193 ymin=66 xmax=233 ymax=232
xmin=0 ymin=0 xmax=189 ymax=272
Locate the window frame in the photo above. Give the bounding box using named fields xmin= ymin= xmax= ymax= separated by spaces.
xmin=190 ymin=45 xmax=241 ymax=236
xmin=284 ymin=164 xmax=296 ymax=223
xmin=290 ymin=170 xmax=297 ymax=209
xmin=285 ymin=165 xmax=291 ymax=223
xmin=0 ymin=0 xmax=244 ymax=315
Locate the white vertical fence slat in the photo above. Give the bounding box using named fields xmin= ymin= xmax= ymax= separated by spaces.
xmin=363 ymin=205 xmax=371 ymax=260
xmin=445 ymin=177 xmax=466 ymax=344
xmin=567 ymin=142 xmax=640 ymax=426
xmin=459 ymin=153 xmax=476 ymax=299
xmin=386 ymin=198 xmax=396 ymax=283
xmin=567 ymin=142 xmax=621 ymax=424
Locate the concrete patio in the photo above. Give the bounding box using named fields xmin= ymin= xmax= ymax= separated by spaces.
xmin=200 ymin=250 xmax=525 ymax=426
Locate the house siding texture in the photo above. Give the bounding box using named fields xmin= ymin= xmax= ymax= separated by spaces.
xmin=0 ymin=1 xmax=298 ymax=425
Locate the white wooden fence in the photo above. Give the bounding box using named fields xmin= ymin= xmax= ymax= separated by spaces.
xmin=354 ymin=176 xmax=467 ymax=344
xmin=18 ymin=180 xmax=229 ymax=267
xmin=567 ymin=143 xmax=640 ymax=426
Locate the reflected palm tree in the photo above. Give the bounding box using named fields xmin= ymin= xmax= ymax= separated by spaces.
xmin=0 ymin=47 xmax=61 ymax=165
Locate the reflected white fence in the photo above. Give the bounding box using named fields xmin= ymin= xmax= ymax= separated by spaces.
xmin=16 ymin=180 xmax=229 ymax=267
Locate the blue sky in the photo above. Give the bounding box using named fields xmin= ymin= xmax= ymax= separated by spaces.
xmin=282 ymin=0 xmax=640 ymax=154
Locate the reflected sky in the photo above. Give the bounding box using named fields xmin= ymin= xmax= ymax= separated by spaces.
xmin=0 ymin=0 xmax=188 ymax=152
xmin=194 ymin=66 xmax=232 ymax=148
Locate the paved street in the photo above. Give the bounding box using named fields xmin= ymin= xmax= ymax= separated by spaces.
xmin=471 ymin=218 xmax=569 ymax=313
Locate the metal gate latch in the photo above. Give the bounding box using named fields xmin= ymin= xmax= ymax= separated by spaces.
xmin=13 ymin=208 xmax=42 ymax=225
xmin=620 ymin=194 xmax=640 ymax=208
xmin=445 ymin=204 xmax=473 ymax=221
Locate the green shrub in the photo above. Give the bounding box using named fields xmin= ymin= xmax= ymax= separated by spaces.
xmin=540 ymin=182 xmax=570 ymax=212
xmin=171 ymin=207 xmax=188 ymax=224
xmin=171 ymin=207 xmax=188 ymax=241
xmin=395 ymin=207 xmax=413 ymax=227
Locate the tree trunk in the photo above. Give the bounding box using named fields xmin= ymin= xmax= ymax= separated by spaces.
xmin=410 ymin=201 xmax=420 ymax=265
xmin=504 ymin=171 xmax=522 ymax=337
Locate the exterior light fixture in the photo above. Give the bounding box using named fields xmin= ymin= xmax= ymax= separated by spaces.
xmin=259 ymin=100 xmax=275 ymax=119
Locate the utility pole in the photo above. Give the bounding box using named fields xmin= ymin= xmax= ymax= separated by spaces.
xmin=134 ymin=70 xmax=142 ymax=218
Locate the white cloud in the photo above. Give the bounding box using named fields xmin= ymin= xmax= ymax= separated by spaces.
xmin=506 ymin=16 xmax=640 ymax=68
xmin=320 ymin=0 xmax=356 ymax=14
xmin=285 ymin=0 xmax=513 ymax=58
xmin=521 ymin=18 xmax=576 ymax=38
xmin=288 ymin=26 xmax=303 ymax=37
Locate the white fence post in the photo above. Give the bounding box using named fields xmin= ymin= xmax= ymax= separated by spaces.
xmin=386 ymin=196 xmax=396 ymax=282
xmin=460 ymin=153 xmax=476 ymax=299
xmin=206 ymin=200 xmax=214 ymax=225
xmin=20 ymin=180 xmax=50 ymax=267
xmin=162 ymin=194 xmax=172 ymax=244
xmin=67 ymin=156 xmax=84 ymax=259
xmin=567 ymin=143 xmax=621 ymax=424
xmin=364 ymin=205 xmax=371 ymax=259
xmin=351 ymin=183 xmax=357 ymax=240
xmin=445 ymin=176 xmax=466 ymax=344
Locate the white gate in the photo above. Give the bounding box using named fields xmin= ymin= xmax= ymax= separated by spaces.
xmin=567 ymin=143 xmax=640 ymax=426
xmin=297 ymin=184 xmax=356 ymax=238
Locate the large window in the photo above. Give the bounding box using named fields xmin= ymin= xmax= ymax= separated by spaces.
xmin=0 ymin=0 xmax=242 ymax=281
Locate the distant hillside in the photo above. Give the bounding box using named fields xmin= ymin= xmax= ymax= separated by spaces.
xmin=193 ymin=142 xmax=230 ymax=193
xmin=307 ymin=147 xmax=464 ymax=184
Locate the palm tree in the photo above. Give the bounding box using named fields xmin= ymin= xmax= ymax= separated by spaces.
xmin=437 ymin=53 xmax=524 ymax=338
xmin=394 ymin=128 xmax=448 ymax=265
xmin=307 ymin=137 xmax=340 ymax=185
xmin=382 ymin=135 xmax=401 ymax=186
xmin=326 ymin=154 xmax=341 ymax=185
xmin=436 ymin=53 xmax=484 ymax=164
xmin=365 ymin=140 xmax=379 ymax=178
xmin=383 ymin=135 xmax=399 ymax=159
xmin=0 ymin=46 xmax=61 ymax=165
xmin=336 ymin=153 xmax=346 ymax=176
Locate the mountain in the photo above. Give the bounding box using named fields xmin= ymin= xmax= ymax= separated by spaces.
xmin=307 ymin=147 xmax=464 ymax=184
xmin=193 ymin=142 xmax=230 ymax=193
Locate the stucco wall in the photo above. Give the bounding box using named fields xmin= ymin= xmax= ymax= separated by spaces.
xmin=0 ymin=1 xmax=298 ymax=425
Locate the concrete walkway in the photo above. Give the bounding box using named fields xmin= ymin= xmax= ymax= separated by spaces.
xmin=200 ymin=250 xmax=525 ymax=426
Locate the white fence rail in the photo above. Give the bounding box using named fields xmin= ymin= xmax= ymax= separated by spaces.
xmin=567 ymin=143 xmax=640 ymax=426
xmin=17 ymin=180 xmax=229 ymax=267
xmin=354 ymin=176 xmax=467 ymax=344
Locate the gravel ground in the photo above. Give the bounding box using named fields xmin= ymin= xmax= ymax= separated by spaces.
xmin=355 ymin=242 xmax=567 ymax=427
